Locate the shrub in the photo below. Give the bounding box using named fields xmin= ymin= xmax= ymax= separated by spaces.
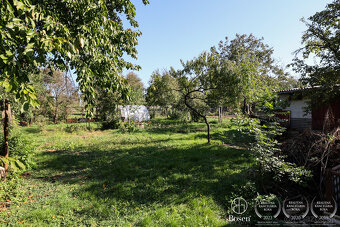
xmin=64 ymin=124 xmax=88 ymax=133
xmin=0 ymin=129 xmax=35 ymax=203
xmin=230 ymin=116 xmax=311 ymax=185
xmin=101 ymin=119 xmax=120 ymax=130
xmin=0 ymin=129 xmax=35 ymax=171
xmin=119 ymin=121 xmax=139 ymax=133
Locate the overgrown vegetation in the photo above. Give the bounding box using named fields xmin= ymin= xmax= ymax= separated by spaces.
xmin=0 ymin=119 xmax=258 ymax=225
xmin=0 ymin=0 xmax=338 ymax=225
xmin=0 ymin=129 xmax=35 ymax=204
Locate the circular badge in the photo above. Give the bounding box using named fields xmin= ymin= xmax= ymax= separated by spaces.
xmin=231 ymin=197 xmax=248 ymax=215
xmin=311 ymin=197 xmax=337 ymax=218
xmin=282 ymin=196 xmax=309 ymax=219
xmin=255 ymin=196 xmax=281 ymax=220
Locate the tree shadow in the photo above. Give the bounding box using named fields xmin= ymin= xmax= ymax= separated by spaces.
xmin=212 ymin=129 xmax=255 ymax=147
xmin=20 ymin=126 xmax=42 ymax=134
xmin=35 ymin=139 xmax=256 ymax=212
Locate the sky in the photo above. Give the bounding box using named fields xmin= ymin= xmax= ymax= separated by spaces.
xmin=124 ymin=0 xmax=330 ymax=86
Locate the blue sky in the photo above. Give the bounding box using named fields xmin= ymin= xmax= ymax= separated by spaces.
xmin=126 ymin=0 xmax=329 ymax=86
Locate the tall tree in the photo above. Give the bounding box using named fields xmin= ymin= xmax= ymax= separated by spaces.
xmin=212 ymin=34 xmax=296 ymax=114
xmin=126 ymin=72 xmax=145 ymax=105
xmin=146 ymin=69 xmax=181 ymax=116
xmin=0 ymin=0 xmax=149 ymax=113
xmin=174 ymin=51 xmax=238 ymax=143
xmin=42 ymin=69 xmax=78 ymax=123
xmin=291 ymin=0 xmax=340 ymax=104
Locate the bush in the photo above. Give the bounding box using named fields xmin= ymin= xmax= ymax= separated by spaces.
xmin=0 ymin=129 xmax=35 ymax=203
xmin=119 ymin=121 xmax=139 ymax=133
xmin=230 ymin=116 xmax=311 ymax=185
xmin=0 ymin=129 xmax=35 ymax=171
xmin=101 ymin=119 xmax=120 ymax=130
xmin=64 ymin=124 xmax=88 ymax=133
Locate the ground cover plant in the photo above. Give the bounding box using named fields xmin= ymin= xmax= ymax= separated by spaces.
xmin=0 ymin=119 xmax=258 ymax=226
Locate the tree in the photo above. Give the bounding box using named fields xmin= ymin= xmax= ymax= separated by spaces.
xmin=174 ymin=51 xmax=238 ymax=143
xmin=0 ymin=0 xmax=149 ymax=113
xmin=126 ymin=72 xmax=145 ymax=105
xmin=94 ymin=87 xmax=126 ymax=122
xmin=212 ymin=34 xmax=297 ymax=114
xmin=0 ymin=0 xmax=148 ymax=161
xmin=291 ymin=0 xmax=340 ymax=104
xmin=42 ymin=69 xmax=78 ymax=123
xmin=95 ymin=72 xmax=144 ymax=121
xmin=146 ymin=69 xmax=181 ymax=117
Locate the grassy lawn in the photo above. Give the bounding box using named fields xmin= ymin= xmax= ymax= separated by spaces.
xmin=0 ymin=119 xmax=256 ymax=226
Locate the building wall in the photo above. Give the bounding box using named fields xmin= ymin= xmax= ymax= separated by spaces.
xmin=278 ymin=94 xmax=312 ymax=130
xmin=312 ymin=99 xmax=340 ymax=130
xmin=290 ymin=118 xmax=312 ymax=130
xmin=285 ymin=99 xmax=311 ymax=119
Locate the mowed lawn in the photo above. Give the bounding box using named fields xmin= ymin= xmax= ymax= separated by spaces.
xmin=1 ymin=119 xmax=256 ymax=226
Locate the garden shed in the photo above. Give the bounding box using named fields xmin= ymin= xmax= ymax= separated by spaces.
xmin=277 ymin=87 xmax=340 ymax=130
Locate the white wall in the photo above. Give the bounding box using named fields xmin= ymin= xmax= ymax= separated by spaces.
xmin=285 ymin=99 xmax=311 ymax=119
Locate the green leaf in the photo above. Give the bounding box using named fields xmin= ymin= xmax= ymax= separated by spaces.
xmin=13 ymin=0 xmax=25 ymax=10
xmin=0 ymin=55 xmax=8 ymax=60
xmin=15 ymin=159 xmax=26 ymax=170
xmin=22 ymin=102 xmax=30 ymax=112
xmin=3 ymin=80 xmax=12 ymax=92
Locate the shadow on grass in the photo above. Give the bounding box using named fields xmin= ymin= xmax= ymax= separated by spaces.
xmin=212 ymin=129 xmax=255 ymax=147
xmin=20 ymin=126 xmax=42 ymax=134
xmin=36 ymin=139 xmax=256 ymax=211
xmin=145 ymin=124 xmax=207 ymax=135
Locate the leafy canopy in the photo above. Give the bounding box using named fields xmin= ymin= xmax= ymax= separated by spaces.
xmin=291 ymin=0 xmax=340 ymax=103
xmin=146 ymin=69 xmax=180 ymax=107
xmin=0 ymin=0 xmax=149 ymax=113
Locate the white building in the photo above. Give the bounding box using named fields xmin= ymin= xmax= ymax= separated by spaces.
xmin=278 ymin=88 xmax=312 ymax=130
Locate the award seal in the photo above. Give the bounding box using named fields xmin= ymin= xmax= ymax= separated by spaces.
xmin=311 ymin=197 xmax=337 ymax=219
xmin=255 ymin=196 xmax=281 ymax=220
xmin=282 ymin=196 xmax=309 ymax=220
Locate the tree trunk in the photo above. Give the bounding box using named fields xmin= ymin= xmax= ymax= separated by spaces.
xmin=242 ymin=98 xmax=247 ymax=114
xmin=54 ymin=102 xmax=59 ymax=124
xmin=2 ymin=99 xmax=9 ymax=171
xmin=218 ymin=106 xmax=222 ymax=123
xmin=54 ymin=111 xmax=58 ymax=124
xmin=183 ymin=93 xmax=211 ymax=143
xmin=203 ymin=116 xmax=211 ymax=143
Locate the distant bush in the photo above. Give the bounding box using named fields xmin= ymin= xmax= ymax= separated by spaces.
xmin=101 ymin=119 xmax=120 ymax=130
xmin=209 ymin=119 xmax=218 ymax=124
xmin=119 ymin=121 xmax=139 ymax=133
xmin=168 ymin=110 xmax=190 ymax=122
xmin=64 ymin=124 xmax=88 ymax=133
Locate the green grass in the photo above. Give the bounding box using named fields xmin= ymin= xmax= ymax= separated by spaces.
xmin=0 ymin=119 xmax=256 ymax=226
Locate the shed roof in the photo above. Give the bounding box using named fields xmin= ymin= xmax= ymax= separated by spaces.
xmin=276 ymin=85 xmax=340 ymax=95
xmin=277 ymin=87 xmax=312 ymax=95
xmin=277 ymin=84 xmax=340 ymax=95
